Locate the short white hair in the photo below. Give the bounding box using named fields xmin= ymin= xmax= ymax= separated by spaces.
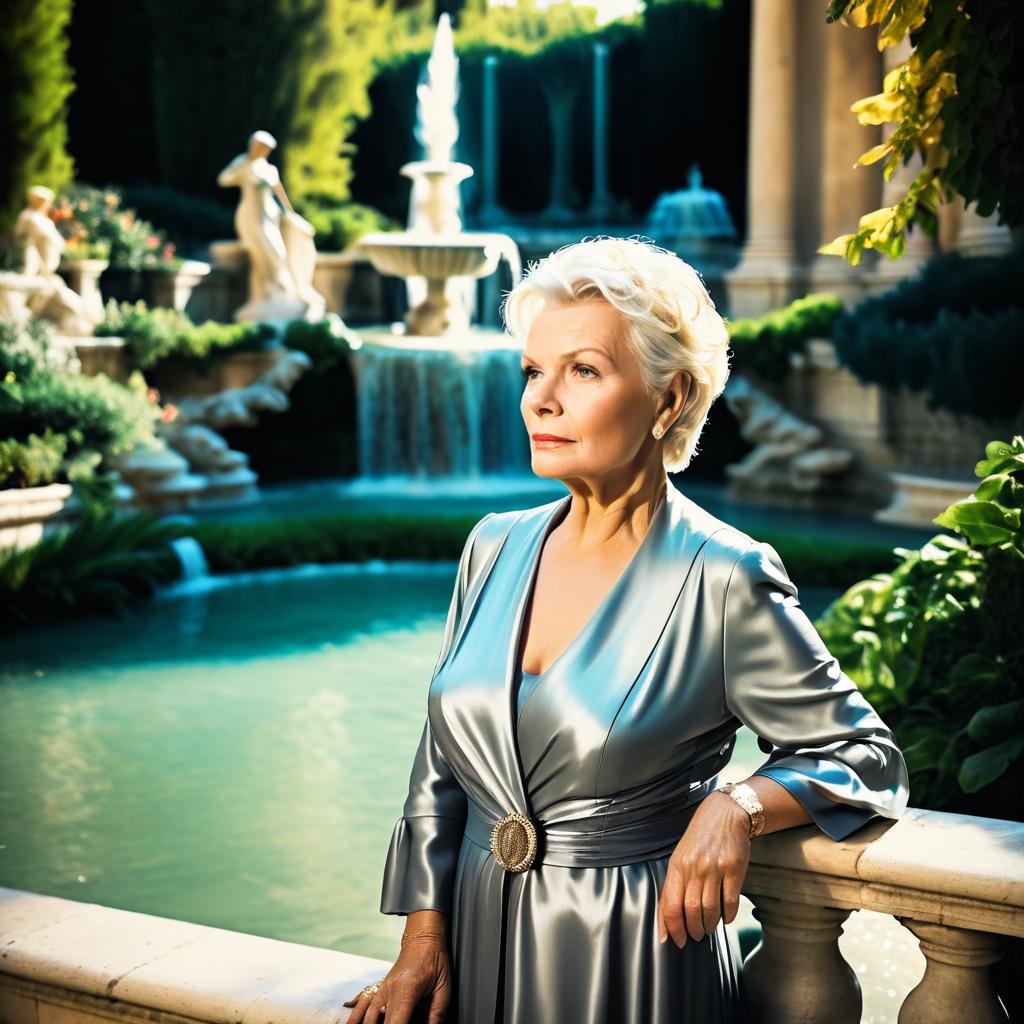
xmin=501 ymin=236 xmax=732 ymax=473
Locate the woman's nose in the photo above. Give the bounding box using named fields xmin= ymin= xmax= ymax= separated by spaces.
xmin=525 ymin=375 xmax=563 ymax=414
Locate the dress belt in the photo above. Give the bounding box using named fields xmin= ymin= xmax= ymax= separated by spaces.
xmin=464 ymin=771 xmax=724 ymax=870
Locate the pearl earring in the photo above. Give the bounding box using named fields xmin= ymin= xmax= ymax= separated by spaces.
xmin=652 ymin=424 xmax=664 ymax=440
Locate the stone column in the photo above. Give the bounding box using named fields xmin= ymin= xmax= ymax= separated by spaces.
xmin=478 ymin=55 xmax=506 ymax=225
xmin=808 ymin=18 xmax=883 ymax=301
xmin=540 ymin=81 xmax=579 ymax=223
xmin=867 ymin=37 xmax=936 ymax=291
xmin=725 ymin=0 xmax=800 ymax=318
xmin=585 ymin=41 xmax=614 ymax=222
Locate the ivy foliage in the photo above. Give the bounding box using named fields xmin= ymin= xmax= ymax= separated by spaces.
xmin=821 ymin=0 xmax=1023 ymax=265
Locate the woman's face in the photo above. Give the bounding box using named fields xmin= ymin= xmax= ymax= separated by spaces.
xmin=250 ymin=142 xmax=272 ymax=159
xmin=521 ymin=298 xmax=670 ymax=485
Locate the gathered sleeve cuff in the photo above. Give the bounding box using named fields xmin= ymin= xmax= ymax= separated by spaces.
xmin=380 ymin=514 xmax=496 ymax=916
xmin=723 ymin=541 xmax=910 ymax=841
xmin=380 ymin=719 xmax=468 ymax=915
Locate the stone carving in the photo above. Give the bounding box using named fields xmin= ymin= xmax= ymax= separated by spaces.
xmin=216 ymin=130 xmax=326 ymax=324
xmin=112 ymin=348 xmax=312 ymax=510
xmin=170 ymin=348 xmax=311 ymax=429
xmin=5 ymin=186 xmax=99 ymax=335
xmin=723 ymin=375 xmax=853 ymax=492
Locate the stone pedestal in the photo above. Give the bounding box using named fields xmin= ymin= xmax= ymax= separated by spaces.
xmin=57 ymin=258 xmax=109 ymax=322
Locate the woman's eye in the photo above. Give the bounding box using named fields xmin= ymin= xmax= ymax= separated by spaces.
xmin=520 ymin=365 xmax=598 ymax=381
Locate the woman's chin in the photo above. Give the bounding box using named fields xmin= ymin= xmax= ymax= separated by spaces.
xmin=530 ymin=457 xmax=579 ymax=480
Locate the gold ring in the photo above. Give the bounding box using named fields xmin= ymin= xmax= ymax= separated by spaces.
xmin=490 ymin=810 xmax=538 ymax=871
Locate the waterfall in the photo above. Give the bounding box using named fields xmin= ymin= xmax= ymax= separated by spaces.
xmin=167 ymin=536 xmax=210 ymax=582
xmin=350 ymin=342 xmax=532 ymax=481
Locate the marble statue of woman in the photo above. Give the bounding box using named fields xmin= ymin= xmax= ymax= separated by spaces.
xmin=10 ymin=186 xmax=98 ymax=335
xmin=216 ymin=130 xmax=326 ymax=323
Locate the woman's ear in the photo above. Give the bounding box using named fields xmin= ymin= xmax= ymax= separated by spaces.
xmin=661 ymin=370 xmax=691 ymax=420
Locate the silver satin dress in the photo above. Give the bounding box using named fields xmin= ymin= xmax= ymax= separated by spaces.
xmin=379 ymin=479 xmax=910 ymax=1023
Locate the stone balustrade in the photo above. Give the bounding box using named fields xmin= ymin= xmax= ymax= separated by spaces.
xmin=742 ymin=806 xmax=1023 ymax=1023
xmin=1 ymin=806 xmax=1021 ymax=1024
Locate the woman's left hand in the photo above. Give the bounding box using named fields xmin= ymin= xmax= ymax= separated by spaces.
xmin=657 ymin=792 xmax=752 ymax=947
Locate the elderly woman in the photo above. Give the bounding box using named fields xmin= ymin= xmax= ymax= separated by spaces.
xmin=345 ymin=237 xmax=909 ymax=1024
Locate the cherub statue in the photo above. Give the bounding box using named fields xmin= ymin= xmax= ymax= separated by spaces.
xmin=11 ymin=186 xmax=98 ymax=335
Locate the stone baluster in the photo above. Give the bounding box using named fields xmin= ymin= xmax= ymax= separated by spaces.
xmin=896 ymin=918 xmax=1007 ymax=1024
xmin=742 ymin=894 xmax=861 ymax=1024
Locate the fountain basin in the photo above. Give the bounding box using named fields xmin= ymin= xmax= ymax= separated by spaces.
xmin=357 ymin=232 xmax=508 ymax=281
xmin=357 ymin=231 xmax=520 ymax=337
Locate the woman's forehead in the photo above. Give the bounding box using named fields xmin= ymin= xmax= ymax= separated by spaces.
xmin=527 ymin=299 xmax=626 ymax=348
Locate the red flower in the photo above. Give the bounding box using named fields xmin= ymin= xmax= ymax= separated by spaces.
xmin=161 ymin=403 xmax=179 ymax=424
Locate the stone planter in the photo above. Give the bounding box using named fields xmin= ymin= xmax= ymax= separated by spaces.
xmin=148 ymin=348 xmax=284 ymax=399
xmin=0 ymin=483 xmax=79 ymax=552
xmin=98 ymin=265 xmax=147 ymax=305
xmin=202 ymin=241 xmax=378 ymax=323
xmin=311 ymin=251 xmax=357 ymax=317
xmin=149 ymin=259 xmax=212 ymax=313
xmin=53 ymin=335 xmax=130 ymax=381
xmin=57 ymin=258 xmax=109 ymax=322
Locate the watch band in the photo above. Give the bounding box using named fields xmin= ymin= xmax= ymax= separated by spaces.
xmin=717 ymin=782 xmax=766 ymax=838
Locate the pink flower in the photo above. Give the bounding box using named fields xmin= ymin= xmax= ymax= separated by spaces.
xmin=161 ymin=403 xmax=179 ymax=424
xmin=146 ymin=387 xmax=160 ymax=404
xmin=146 ymin=234 xmax=159 ymax=248
xmin=104 ymin=193 xmax=118 ymax=207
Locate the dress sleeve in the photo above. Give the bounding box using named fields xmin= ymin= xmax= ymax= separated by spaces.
xmin=379 ymin=514 xmax=494 ymax=916
xmin=722 ymin=540 xmax=910 ymax=841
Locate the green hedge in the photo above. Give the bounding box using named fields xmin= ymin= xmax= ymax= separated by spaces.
xmin=831 ymin=246 xmax=1024 ymax=421
xmin=94 ymin=299 xmax=276 ymax=373
xmin=190 ymin=511 xmax=898 ymax=583
xmin=728 ymin=293 xmax=845 ymax=382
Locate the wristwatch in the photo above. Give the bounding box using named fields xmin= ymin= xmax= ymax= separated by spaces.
xmin=716 ymin=782 xmax=766 ymax=838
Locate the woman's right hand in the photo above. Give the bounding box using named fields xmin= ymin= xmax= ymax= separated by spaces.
xmin=342 ymin=933 xmax=454 ymax=1024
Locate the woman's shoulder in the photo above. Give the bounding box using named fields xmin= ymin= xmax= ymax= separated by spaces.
xmin=666 ymin=485 xmax=778 ymax=581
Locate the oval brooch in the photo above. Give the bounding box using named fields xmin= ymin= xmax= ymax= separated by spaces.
xmin=490 ymin=810 xmax=538 ymax=872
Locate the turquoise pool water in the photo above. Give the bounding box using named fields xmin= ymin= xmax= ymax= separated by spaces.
xmin=0 ymin=564 xmax=922 ymax=1019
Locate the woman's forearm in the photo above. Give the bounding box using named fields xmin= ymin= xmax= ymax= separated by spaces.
xmin=738 ymin=774 xmax=813 ymax=835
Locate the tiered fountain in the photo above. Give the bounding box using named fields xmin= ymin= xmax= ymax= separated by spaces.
xmin=349 ymin=15 xmax=539 ymax=492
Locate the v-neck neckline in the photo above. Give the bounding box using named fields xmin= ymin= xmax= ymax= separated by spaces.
xmin=513 ymin=481 xmax=671 ymax=681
